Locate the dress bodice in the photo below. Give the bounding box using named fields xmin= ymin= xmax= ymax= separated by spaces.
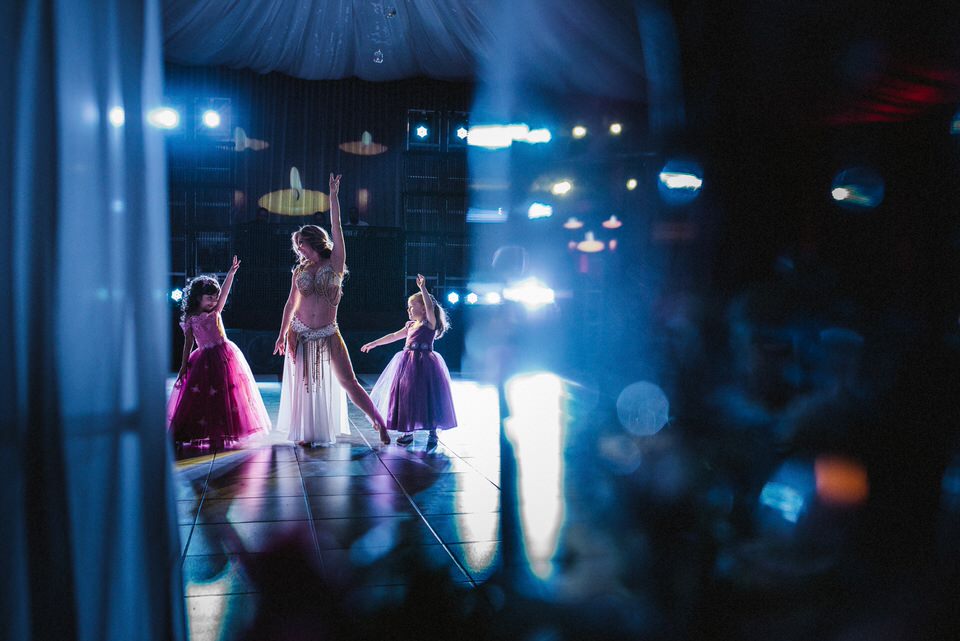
xmin=295 ymin=264 xmax=343 ymax=306
xmin=182 ymin=311 xmax=226 ymax=349
xmin=404 ymin=321 xmax=437 ymax=351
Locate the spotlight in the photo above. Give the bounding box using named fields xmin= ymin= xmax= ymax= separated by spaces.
xmin=626 ymin=178 xmax=638 ymax=191
xmin=447 ymin=292 xmax=460 ymax=305
xmin=202 ymin=109 xmax=221 ymax=128
xmin=171 ymin=288 xmax=184 ymax=302
xmin=456 ymin=127 xmax=469 ymax=140
xmin=658 ymin=160 xmax=703 ymax=205
xmin=484 ymin=291 xmax=503 ymax=305
xmin=416 ymin=125 xmax=429 ymax=139
xmin=465 ymin=292 xmax=479 ymax=304
xmin=562 ymin=217 xmax=584 ymax=230
xmin=523 ymin=128 xmax=552 ymax=144
xmin=147 ymin=107 xmax=180 ymax=129
xmin=551 ymin=180 xmax=572 ymax=196
xmin=502 ymin=277 xmax=556 ymax=309
xmin=609 ymin=122 xmax=622 ymax=135
xmin=527 ymin=203 xmax=553 ymax=219
xmin=572 ymin=125 xmax=587 ymax=139
xmin=108 ymin=107 xmax=125 ymax=127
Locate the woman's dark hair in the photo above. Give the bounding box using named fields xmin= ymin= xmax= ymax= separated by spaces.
xmin=181 ymin=275 xmax=220 ymax=321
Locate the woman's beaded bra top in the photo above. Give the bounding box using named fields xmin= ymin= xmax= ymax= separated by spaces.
xmin=295 ymin=264 xmax=343 ymax=307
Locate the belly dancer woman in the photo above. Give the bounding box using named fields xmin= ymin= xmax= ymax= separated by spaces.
xmin=273 ymin=173 xmax=391 ymax=446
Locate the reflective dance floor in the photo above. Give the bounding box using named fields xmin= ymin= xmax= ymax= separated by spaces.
xmin=173 ymin=378 xmax=503 ymax=640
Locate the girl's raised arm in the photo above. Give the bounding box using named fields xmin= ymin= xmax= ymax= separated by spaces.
xmin=215 ymin=256 xmax=241 ymax=314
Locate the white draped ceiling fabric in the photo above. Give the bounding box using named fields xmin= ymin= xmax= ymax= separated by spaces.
xmin=163 ymin=0 xmax=495 ymax=80
xmin=3 ymin=1 xmax=185 ymax=640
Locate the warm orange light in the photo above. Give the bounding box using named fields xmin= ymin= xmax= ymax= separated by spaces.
xmin=815 ymin=455 xmax=869 ymax=505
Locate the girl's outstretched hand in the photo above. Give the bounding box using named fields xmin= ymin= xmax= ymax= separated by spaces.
xmin=228 ymin=255 xmax=241 ymax=273
xmin=329 ymin=173 xmax=341 ymax=196
xmin=360 ymin=341 xmax=376 ymax=353
xmin=416 ymin=273 xmax=426 ymax=290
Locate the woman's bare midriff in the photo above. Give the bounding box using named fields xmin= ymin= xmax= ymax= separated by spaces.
xmin=294 ymin=297 xmax=338 ymax=329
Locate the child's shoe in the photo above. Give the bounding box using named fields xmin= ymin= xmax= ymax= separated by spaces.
xmin=397 ymin=433 xmax=414 ymax=446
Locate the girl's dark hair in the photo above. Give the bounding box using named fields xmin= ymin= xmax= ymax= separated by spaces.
xmin=291 ymin=225 xmax=333 ymax=271
xmin=409 ymin=292 xmax=449 ymax=339
xmin=181 ymin=275 xmax=220 ymax=321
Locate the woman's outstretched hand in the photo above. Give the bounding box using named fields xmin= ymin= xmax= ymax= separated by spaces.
xmin=360 ymin=341 xmax=377 ymax=353
xmin=329 ymin=173 xmax=341 ymax=196
xmin=228 ymin=255 xmax=241 ymax=274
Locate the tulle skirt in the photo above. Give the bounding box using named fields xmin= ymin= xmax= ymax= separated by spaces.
xmin=276 ymin=323 xmax=349 ymax=445
xmin=370 ymin=349 xmax=457 ymax=433
xmin=167 ymin=340 xmax=271 ymax=443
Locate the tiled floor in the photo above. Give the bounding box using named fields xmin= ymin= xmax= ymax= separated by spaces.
xmin=173 ymin=379 xmax=502 ymax=641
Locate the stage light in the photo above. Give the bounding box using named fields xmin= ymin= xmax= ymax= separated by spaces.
xmin=562 ymin=217 xmax=583 ymax=230
xmin=416 ymin=125 xmax=429 ymax=138
xmin=484 ymin=291 xmax=503 ymax=305
xmin=447 ymin=292 xmax=460 ymax=305
xmin=502 ymin=277 xmax=555 ymax=309
xmin=171 ymin=288 xmax=183 ymax=302
xmin=523 ymin=128 xmax=552 ymax=143
xmin=527 ymin=203 xmax=553 ymax=219
xmin=602 ymin=215 xmax=622 ymax=229
xmin=659 ymin=171 xmax=703 ymax=190
xmin=108 ymin=107 xmax=125 ymax=127
xmin=201 ymin=110 xmax=220 ymax=128
xmin=147 ymin=107 xmax=180 ymax=129
xmin=609 ymin=239 xmax=618 ymax=251
xmin=831 ymin=187 xmax=850 ymax=201
xmin=551 ymin=180 xmax=572 ymax=196
xmin=465 ymin=292 xmax=479 ymax=304
xmin=626 ymin=178 xmax=638 ymax=191
xmin=456 ymin=126 xmax=469 ymax=139
xmin=759 ymin=460 xmax=814 ymax=527
xmin=609 ymin=122 xmax=622 ymax=135
xmin=572 ymin=125 xmax=587 ymax=139
xmin=577 ymin=232 xmax=605 ymax=253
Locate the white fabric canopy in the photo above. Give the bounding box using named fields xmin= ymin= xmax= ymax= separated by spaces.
xmin=163 ymin=0 xmax=496 ymax=80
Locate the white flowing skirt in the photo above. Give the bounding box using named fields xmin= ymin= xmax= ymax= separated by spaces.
xmin=276 ymin=321 xmax=349 ymax=445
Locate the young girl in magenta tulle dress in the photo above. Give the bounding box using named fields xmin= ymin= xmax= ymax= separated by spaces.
xmin=167 ymin=256 xmax=271 ymax=449
xmin=363 ymin=274 xmax=457 ymax=449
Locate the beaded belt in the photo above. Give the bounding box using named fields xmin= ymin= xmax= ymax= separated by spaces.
xmin=291 ymin=317 xmax=338 ymax=342
xmin=405 ymin=342 xmax=433 ymax=352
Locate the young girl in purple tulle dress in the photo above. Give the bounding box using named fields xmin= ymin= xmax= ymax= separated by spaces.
xmin=167 ymin=256 xmax=271 ymax=450
xmin=363 ymin=274 xmax=457 ymax=449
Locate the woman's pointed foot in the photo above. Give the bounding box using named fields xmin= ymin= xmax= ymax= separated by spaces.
xmin=377 ymin=425 xmax=391 ymax=445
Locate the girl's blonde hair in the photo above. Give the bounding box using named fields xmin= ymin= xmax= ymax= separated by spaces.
xmin=409 ymin=292 xmax=449 ymax=338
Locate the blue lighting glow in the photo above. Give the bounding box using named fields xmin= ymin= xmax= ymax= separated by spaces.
xmin=466 ymin=124 xmax=551 ymax=148
xmin=447 ymin=292 xmax=460 ymax=304
xmin=831 ymin=167 xmax=884 ymax=209
xmin=416 ymin=125 xmax=428 ymax=138
xmin=171 ymin=288 xmax=183 ymax=302
xmin=465 ymin=292 xmax=479 ymax=304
